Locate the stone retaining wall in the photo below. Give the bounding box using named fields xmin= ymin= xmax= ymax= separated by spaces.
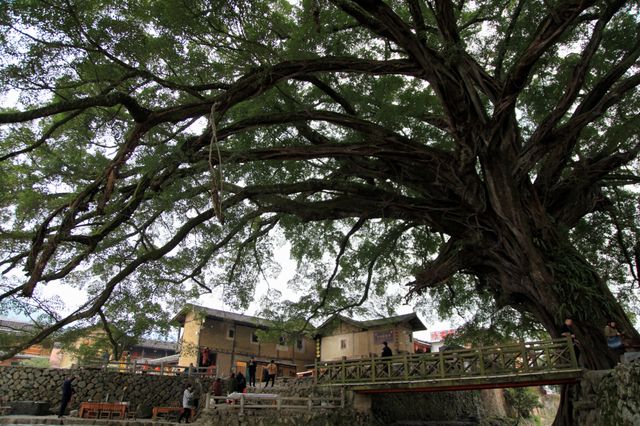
xmin=0 ymin=366 xmax=213 ymax=415
xmin=369 ymin=389 xmax=511 ymax=425
xmin=200 ymin=406 xmax=369 ymax=426
xmin=573 ymin=360 xmax=640 ymax=425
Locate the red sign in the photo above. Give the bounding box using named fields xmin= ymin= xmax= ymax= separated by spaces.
xmin=429 ymin=329 xmax=457 ymax=341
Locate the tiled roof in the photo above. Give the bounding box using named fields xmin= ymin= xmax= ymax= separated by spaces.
xmin=316 ymin=312 xmax=427 ymax=335
xmin=0 ymin=319 xmax=37 ymax=333
xmin=135 ymin=338 xmax=178 ymax=351
xmin=359 ymin=312 xmax=425 ymax=329
xmin=171 ymin=304 xmax=272 ymax=329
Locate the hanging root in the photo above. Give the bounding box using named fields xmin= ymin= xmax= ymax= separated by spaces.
xmin=208 ymin=103 xmax=224 ymax=223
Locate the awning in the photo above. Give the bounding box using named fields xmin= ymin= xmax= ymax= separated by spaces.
xmin=146 ymin=354 xmax=180 ymax=365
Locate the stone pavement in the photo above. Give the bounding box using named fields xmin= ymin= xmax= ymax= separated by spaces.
xmin=0 ymin=415 xmax=178 ymax=426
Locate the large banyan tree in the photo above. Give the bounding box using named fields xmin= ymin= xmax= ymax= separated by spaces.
xmin=1 ymin=0 xmax=640 ymax=422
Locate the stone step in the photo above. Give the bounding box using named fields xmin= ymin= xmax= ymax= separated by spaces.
xmin=622 ymin=351 xmax=640 ymax=363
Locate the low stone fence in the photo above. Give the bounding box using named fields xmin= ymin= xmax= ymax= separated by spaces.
xmin=573 ymin=360 xmax=640 ymax=425
xmin=0 ymin=365 xmax=213 ymax=416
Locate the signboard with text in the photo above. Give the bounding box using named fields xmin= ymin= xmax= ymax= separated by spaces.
xmin=373 ymin=330 xmax=394 ymax=345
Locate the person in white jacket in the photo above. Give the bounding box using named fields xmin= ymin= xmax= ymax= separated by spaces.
xmin=178 ymin=384 xmax=194 ymax=423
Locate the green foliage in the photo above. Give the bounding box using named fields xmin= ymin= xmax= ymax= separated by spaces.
xmin=20 ymin=357 xmax=50 ymax=368
xmin=504 ymin=387 xmax=543 ymax=424
xmin=0 ymin=0 xmax=639 ymax=363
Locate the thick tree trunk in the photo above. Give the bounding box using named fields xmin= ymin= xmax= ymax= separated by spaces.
xmin=479 ymin=228 xmax=639 ymax=426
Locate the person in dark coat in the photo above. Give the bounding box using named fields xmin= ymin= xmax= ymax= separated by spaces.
xmin=212 ymin=378 xmax=223 ymax=396
xmin=58 ymin=376 xmax=76 ymax=418
xmin=228 ymin=373 xmax=237 ymax=394
xmin=381 ymin=341 xmax=393 ymax=357
xmin=247 ymin=357 xmax=257 ymax=387
xmin=381 ymin=341 xmax=393 ymax=375
xmin=560 ymin=318 xmax=581 ymax=364
xmin=236 ymin=372 xmax=247 ymax=393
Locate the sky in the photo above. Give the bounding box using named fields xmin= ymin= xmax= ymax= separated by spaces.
xmin=0 ymin=87 xmax=456 ymax=344
xmin=2 ymin=237 xmax=456 ymax=343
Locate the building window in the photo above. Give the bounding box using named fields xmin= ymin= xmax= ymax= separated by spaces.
xmin=340 ymin=339 xmax=347 ymax=350
xmin=251 ymin=332 xmax=259 ymax=344
xmin=409 ymin=335 xmax=413 ymax=342
xmin=278 ymin=336 xmax=286 ymax=346
xmin=296 ymin=339 xmax=304 ymax=351
xmin=227 ymin=328 xmax=235 ymax=339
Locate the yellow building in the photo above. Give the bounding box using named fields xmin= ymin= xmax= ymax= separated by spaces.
xmin=316 ymin=313 xmax=426 ymax=362
xmin=0 ymin=319 xmax=52 ymax=366
xmin=173 ymin=304 xmax=316 ymax=378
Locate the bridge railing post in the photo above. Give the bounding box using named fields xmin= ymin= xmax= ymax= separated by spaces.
xmin=341 ymin=358 xmax=346 ymax=384
xmin=566 ymin=336 xmax=578 ymax=368
xmin=404 ymin=354 xmax=408 ymax=381
xmin=438 ymin=351 xmax=445 ymax=378
xmin=543 ymin=341 xmax=552 ymax=370
xmin=478 ymin=346 xmax=485 ymax=377
xmin=520 ymin=341 xmax=529 ymax=373
xmin=371 ymin=355 xmax=376 ymax=382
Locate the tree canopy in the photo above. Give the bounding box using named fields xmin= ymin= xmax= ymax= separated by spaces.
xmin=1 ymin=0 xmax=640 ymax=391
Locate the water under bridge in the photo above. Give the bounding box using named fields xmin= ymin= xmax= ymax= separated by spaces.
xmin=314 ymin=338 xmax=582 ymax=394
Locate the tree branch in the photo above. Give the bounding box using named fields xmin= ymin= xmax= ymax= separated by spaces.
xmin=294 ymin=75 xmax=357 ymax=115
xmin=0 ymin=92 xmax=151 ymax=124
xmin=406 ymin=237 xmax=465 ymax=296
xmin=494 ymin=1 xmax=595 ymax=120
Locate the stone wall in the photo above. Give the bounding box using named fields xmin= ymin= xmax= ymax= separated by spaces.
xmin=368 ymin=389 xmax=512 ymax=425
xmin=0 ymin=366 xmax=213 ymax=415
xmin=200 ymin=407 xmax=369 ymax=426
xmin=573 ymin=360 xmax=640 ymax=426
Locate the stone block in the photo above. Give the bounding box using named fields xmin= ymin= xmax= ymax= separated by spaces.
xmin=10 ymin=400 xmax=51 ymax=415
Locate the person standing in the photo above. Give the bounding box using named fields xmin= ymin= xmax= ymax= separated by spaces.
xmin=266 ymin=360 xmax=277 ymax=387
xmin=381 ymin=341 xmax=393 ymax=357
xmin=101 ymin=350 xmax=110 ymax=369
xmin=381 ymin=341 xmax=393 ymax=375
xmin=247 ymin=358 xmax=257 ymax=387
xmin=560 ymin=318 xmax=581 ymax=364
xmin=261 ymin=366 xmax=269 ymax=387
xmin=604 ymin=320 xmax=625 ymax=357
xmin=57 ymin=376 xmax=75 ymax=418
xmin=212 ymin=378 xmax=223 ymax=397
xmin=228 ymin=372 xmax=237 ymax=394
xmin=177 ymin=384 xmax=194 ymax=424
xmin=236 ymin=371 xmax=247 ymax=393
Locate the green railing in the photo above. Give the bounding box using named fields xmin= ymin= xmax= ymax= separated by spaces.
xmin=315 ymin=338 xmax=579 ymax=386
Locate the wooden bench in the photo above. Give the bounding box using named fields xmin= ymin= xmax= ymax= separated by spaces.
xmin=79 ymin=402 xmax=127 ymax=419
xmin=152 ymin=406 xmax=183 ymax=421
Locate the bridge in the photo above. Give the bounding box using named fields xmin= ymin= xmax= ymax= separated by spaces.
xmin=314 ymin=338 xmax=582 ymax=393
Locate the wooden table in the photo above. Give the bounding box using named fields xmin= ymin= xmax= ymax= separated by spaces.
xmin=79 ymin=402 xmax=128 ymax=419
